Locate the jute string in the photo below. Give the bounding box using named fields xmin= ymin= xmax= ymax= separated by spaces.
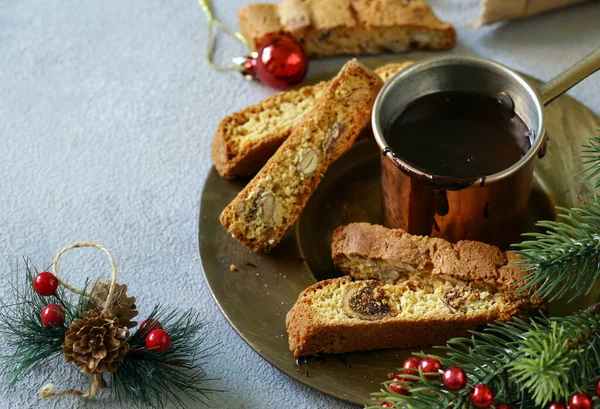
xmin=197 ymin=0 xmax=249 ymax=72
xmin=40 ymin=242 xmax=119 ymax=400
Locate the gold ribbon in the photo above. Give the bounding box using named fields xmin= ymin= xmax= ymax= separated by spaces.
xmin=198 ymin=0 xmax=250 ymax=72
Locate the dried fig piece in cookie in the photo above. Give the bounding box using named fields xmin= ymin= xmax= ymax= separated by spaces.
xmin=342 ymin=282 xmax=395 ymax=321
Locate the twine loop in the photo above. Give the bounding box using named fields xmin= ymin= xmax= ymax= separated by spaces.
xmin=52 ymin=241 xmax=118 ymax=316
xmin=198 ymin=0 xmax=249 ymax=72
xmin=40 ymin=242 xmax=119 ymax=400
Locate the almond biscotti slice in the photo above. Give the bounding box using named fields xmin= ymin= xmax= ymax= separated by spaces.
xmin=220 ymin=60 xmax=383 ymax=253
xmin=238 ymin=0 xmax=456 ymax=58
xmin=212 ymin=62 xmax=412 ymax=179
xmin=286 ymin=276 xmax=534 ymax=356
xmin=332 ymin=223 xmax=530 ymax=291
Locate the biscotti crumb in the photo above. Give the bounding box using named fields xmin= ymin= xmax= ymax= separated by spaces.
xmin=230 ymin=264 xmax=237 ymax=271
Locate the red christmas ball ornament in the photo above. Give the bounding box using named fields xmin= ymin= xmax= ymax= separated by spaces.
xmin=569 ymin=392 xmax=593 ymax=409
xmin=254 ymin=36 xmax=307 ymax=89
xmin=146 ymin=329 xmax=171 ymax=352
xmin=33 ymin=271 xmax=59 ymax=296
xmin=496 ymin=405 xmax=513 ymax=409
xmin=139 ymin=319 xmax=162 ymax=333
xmin=469 ymin=384 xmax=495 ymax=408
xmin=596 ymin=378 xmax=600 ymax=397
xmin=547 ymin=403 xmax=567 ymax=409
xmin=442 ymin=366 xmax=467 ymax=391
xmin=419 ymin=356 xmax=442 ymax=380
xmin=41 ymin=303 xmax=65 ymax=327
xmin=389 ymin=374 xmax=410 ymax=396
xmin=402 ymin=357 xmax=421 ymax=374
xmin=380 ymin=403 xmax=393 ymax=408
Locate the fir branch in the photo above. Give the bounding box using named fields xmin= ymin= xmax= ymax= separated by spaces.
xmin=368 ymin=312 xmax=600 ymax=408
xmin=112 ymin=305 xmax=220 ymax=408
xmin=510 ymin=132 xmax=600 ymax=302
xmin=578 ymin=130 xmax=600 ymax=189
xmin=510 ymin=195 xmax=600 ymax=302
xmin=0 ymin=258 xmax=88 ymax=386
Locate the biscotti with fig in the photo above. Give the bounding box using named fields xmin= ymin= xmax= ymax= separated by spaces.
xmin=220 ymin=60 xmax=383 ymax=253
xmin=238 ymin=0 xmax=456 ymax=58
xmin=332 ymin=223 xmax=529 ymax=290
xmin=212 ymin=62 xmax=412 ymax=179
xmin=286 ymin=275 xmax=537 ymax=356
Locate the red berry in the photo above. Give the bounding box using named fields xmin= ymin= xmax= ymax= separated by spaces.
xmin=33 ymin=272 xmax=59 ymax=296
xmin=146 ymin=329 xmax=171 ymax=352
xmin=442 ymin=366 xmax=467 ymax=391
xmin=419 ymin=357 xmax=442 ymax=380
xmin=596 ymin=379 xmax=600 ymax=398
xmin=139 ymin=319 xmax=162 ymax=333
xmin=380 ymin=403 xmax=393 ymax=408
xmin=41 ymin=303 xmax=65 ymax=327
xmin=389 ymin=374 xmax=409 ymax=396
xmin=569 ymin=392 xmax=593 ymax=409
xmin=548 ymin=403 xmax=567 ymax=409
xmin=469 ymin=384 xmax=494 ymax=408
xmin=402 ymin=357 xmax=421 ymax=375
xmin=496 ymin=405 xmax=513 ymax=409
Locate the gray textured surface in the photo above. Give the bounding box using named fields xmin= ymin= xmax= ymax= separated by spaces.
xmin=0 ymin=0 xmax=599 ymax=408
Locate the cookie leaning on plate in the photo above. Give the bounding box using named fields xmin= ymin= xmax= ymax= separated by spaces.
xmin=211 ymin=62 xmax=412 ymax=179
xmin=331 ymin=222 xmax=529 ymax=290
xmin=286 ymin=275 xmax=537 ymax=356
xmin=220 ymin=60 xmax=383 ymax=253
xmin=238 ymin=0 xmax=456 ymax=57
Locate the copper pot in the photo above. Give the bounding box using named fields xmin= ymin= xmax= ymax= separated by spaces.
xmin=372 ymin=48 xmax=600 ymax=248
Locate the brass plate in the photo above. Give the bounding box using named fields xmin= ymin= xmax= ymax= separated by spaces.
xmin=198 ymin=57 xmax=600 ymax=405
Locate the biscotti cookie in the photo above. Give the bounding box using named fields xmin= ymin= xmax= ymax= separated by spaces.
xmin=212 ymin=62 xmax=412 ymax=179
xmin=332 ymin=223 xmax=529 ymax=291
xmin=238 ymin=0 xmax=456 ymax=58
xmin=220 ymin=60 xmax=383 ymax=253
xmin=286 ymin=276 xmax=535 ymax=356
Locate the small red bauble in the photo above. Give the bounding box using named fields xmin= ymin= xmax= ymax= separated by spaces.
xmin=569 ymin=392 xmax=593 ymax=409
xmin=380 ymin=403 xmax=393 ymax=408
xmin=402 ymin=357 xmax=421 ymax=374
xmin=496 ymin=405 xmax=513 ymax=409
xmin=140 ymin=319 xmax=162 ymax=333
xmin=469 ymin=384 xmax=495 ymax=409
xmin=41 ymin=303 xmax=65 ymax=327
xmin=547 ymin=403 xmax=567 ymax=409
xmin=442 ymin=366 xmax=467 ymax=391
xmin=33 ymin=271 xmax=59 ymax=296
xmin=255 ymin=36 xmax=307 ymax=89
xmin=146 ymin=329 xmax=171 ymax=352
xmin=596 ymin=378 xmax=600 ymax=397
xmin=389 ymin=374 xmax=409 ymax=396
xmin=419 ymin=357 xmax=442 ymax=380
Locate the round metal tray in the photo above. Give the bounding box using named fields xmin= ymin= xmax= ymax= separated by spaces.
xmin=198 ymin=56 xmax=600 ymax=405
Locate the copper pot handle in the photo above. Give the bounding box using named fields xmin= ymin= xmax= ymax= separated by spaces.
xmin=538 ymin=46 xmax=600 ymax=106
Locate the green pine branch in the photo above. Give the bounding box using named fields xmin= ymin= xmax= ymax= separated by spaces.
xmin=368 ymin=312 xmax=600 ymax=408
xmin=0 ymin=258 xmax=89 ymax=386
xmin=510 ymin=131 xmax=600 ymax=302
xmin=112 ymin=305 xmax=221 ymax=408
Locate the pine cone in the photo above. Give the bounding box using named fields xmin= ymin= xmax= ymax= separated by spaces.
xmin=62 ymin=310 xmax=130 ymax=374
xmin=88 ymin=280 xmax=138 ymax=328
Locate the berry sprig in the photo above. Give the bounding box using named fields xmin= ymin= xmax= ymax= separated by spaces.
xmin=379 ymin=356 xmax=600 ymax=408
xmin=33 ymin=271 xmax=66 ymax=327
